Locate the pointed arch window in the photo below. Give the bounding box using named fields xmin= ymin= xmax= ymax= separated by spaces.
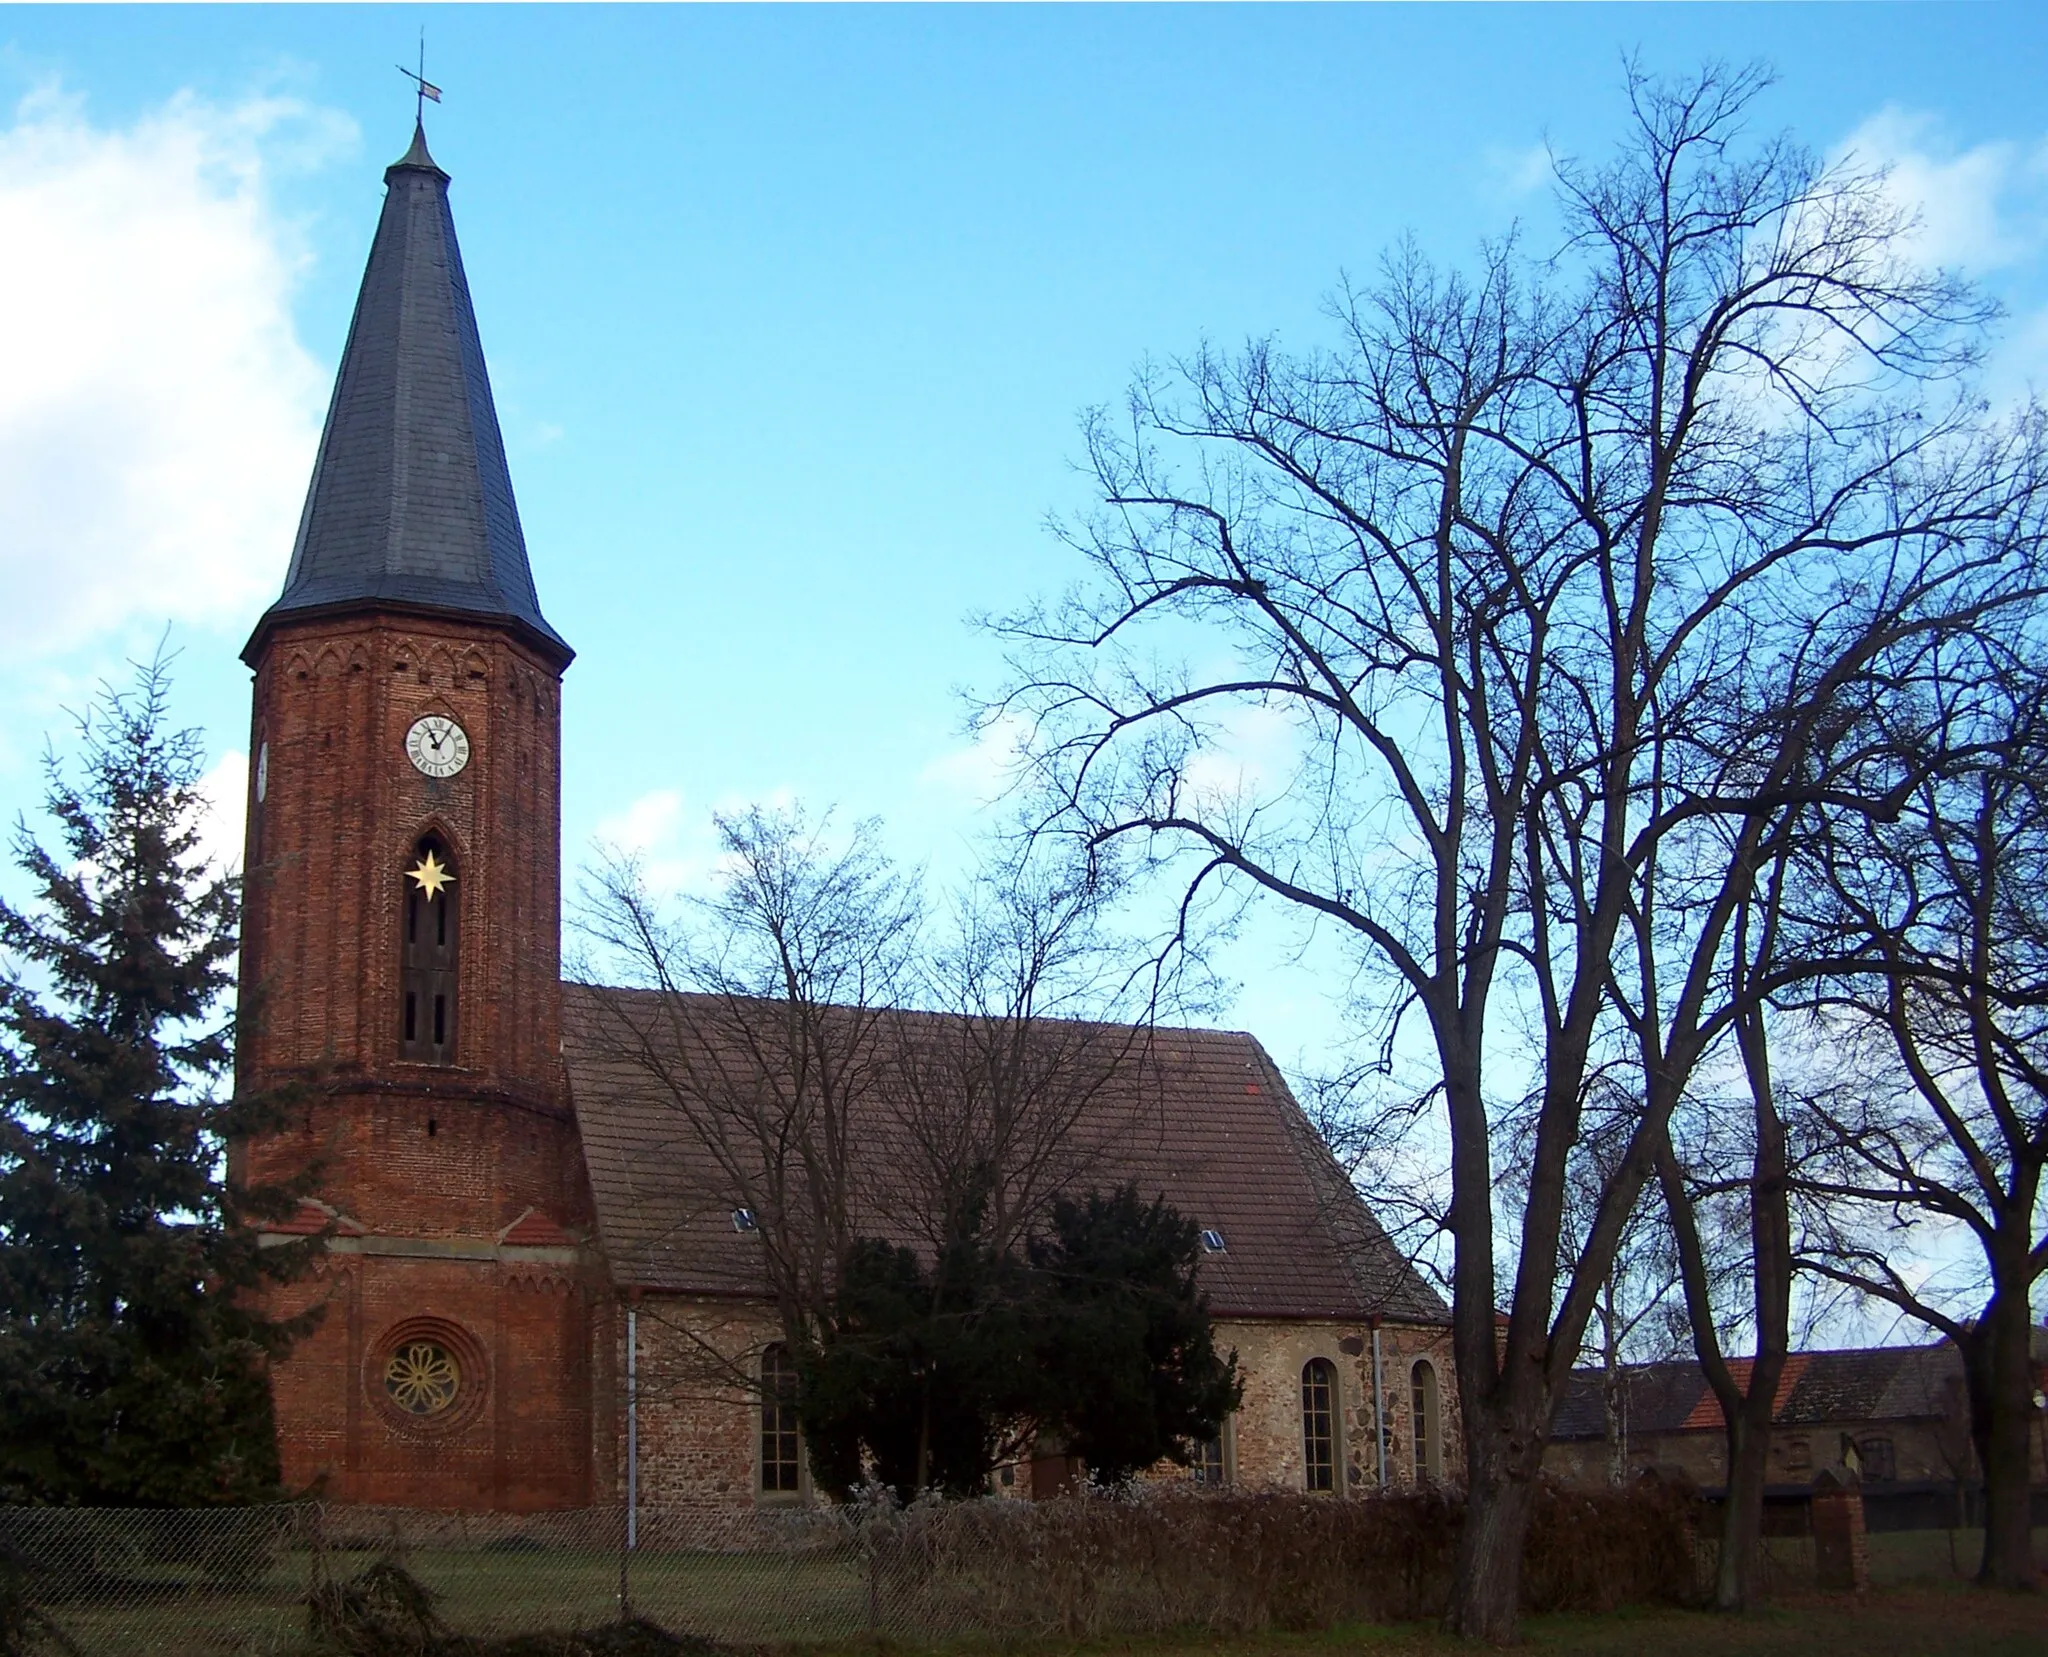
xmin=400 ymin=834 xmax=458 ymax=1064
xmin=1301 ymin=1358 xmax=1337 ymax=1493
xmin=1412 ymin=1359 xmax=1441 ymax=1483
xmin=759 ymin=1343 xmax=802 ymax=1496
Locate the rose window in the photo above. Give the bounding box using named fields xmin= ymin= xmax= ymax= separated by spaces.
xmin=384 ymin=1341 xmax=461 ymax=1416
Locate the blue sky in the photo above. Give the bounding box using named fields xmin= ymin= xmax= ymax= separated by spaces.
xmin=3 ymin=3 xmax=2047 ymax=1083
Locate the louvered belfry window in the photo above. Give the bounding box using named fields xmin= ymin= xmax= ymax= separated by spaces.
xmin=1301 ymin=1358 xmax=1337 ymax=1493
xmin=399 ymin=835 xmax=459 ymax=1064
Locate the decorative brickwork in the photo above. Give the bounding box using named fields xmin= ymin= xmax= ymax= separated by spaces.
xmin=239 ymin=611 xmax=600 ymax=1510
xmin=239 ymin=616 xmax=568 ymax=1124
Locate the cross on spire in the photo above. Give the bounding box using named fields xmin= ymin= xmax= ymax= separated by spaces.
xmin=396 ymin=30 xmax=442 ymax=124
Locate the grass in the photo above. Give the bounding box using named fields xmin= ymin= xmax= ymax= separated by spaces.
xmin=786 ymin=1586 xmax=2048 ymax=1657
xmin=1759 ymin=1525 xmax=2025 ymax=1589
xmin=26 ymin=1544 xmax=877 ymax=1654
xmin=18 ymin=1531 xmax=2047 ymax=1656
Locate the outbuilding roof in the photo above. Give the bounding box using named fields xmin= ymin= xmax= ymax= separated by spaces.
xmin=244 ymin=123 xmax=570 ymax=667
xmin=561 ymin=983 xmax=1447 ymax=1326
xmin=1551 ymin=1343 xmax=1963 ymax=1441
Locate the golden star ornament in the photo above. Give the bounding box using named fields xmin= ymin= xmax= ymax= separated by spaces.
xmin=407 ymin=850 xmax=455 ymax=900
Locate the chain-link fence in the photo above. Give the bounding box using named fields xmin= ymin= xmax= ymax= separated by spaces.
xmin=0 ymin=1484 xmax=1710 ymax=1654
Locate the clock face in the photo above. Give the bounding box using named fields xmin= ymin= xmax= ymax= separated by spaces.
xmin=255 ymin=740 xmax=269 ymax=803
xmin=404 ymin=715 xmax=471 ymax=779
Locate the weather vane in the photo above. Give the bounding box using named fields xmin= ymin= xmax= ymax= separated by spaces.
xmin=396 ymin=29 xmax=442 ymax=124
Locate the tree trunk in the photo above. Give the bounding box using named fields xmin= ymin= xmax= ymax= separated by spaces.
xmin=1447 ymin=1411 xmax=1542 ymax=1641
xmin=914 ymin=1378 xmax=933 ymax=1495
xmin=1970 ymin=1282 xmax=2038 ymax=1590
xmin=1716 ymin=1408 xmax=1773 ymax=1611
xmin=1693 ymin=985 xmax=1791 ymax=1614
xmin=1601 ymin=1280 xmax=1625 ymax=1486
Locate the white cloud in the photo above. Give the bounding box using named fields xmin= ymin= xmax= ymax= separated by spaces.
xmin=1481 ymin=140 xmax=1551 ymax=200
xmin=0 ymin=83 xmax=353 ymax=661
xmin=593 ymin=785 xmax=704 ymax=898
xmin=1833 ymin=107 xmax=2047 ymax=273
xmin=918 ymin=711 xmax=1032 ymax=806
xmin=590 ymin=784 xmax=809 ymax=900
xmin=193 ymin=748 xmax=248 ymax=880
xmin=1829 ymin=108 xmax=2048 ymax=404
xmin=595 ymin=785 xmax=685 ymax=855
xmin=1183 ymin=701 xmax=1299 ymax=810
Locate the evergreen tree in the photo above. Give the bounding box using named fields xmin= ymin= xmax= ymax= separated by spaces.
xmin=799 ymin=1181 xmax=1239 ymax=1497
xmin=800 ymin=1168 xmax=1036 ymax=1499
xmin=0 ymin=657 xmax=313 ymax=1505
xmin=799 ymin=1234 xmax=1029 ymax=1499
xmin=1027 ymin=1184 xmax=1241 ymax=1484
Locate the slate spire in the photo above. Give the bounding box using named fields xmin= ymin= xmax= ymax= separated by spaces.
xmin=245 ymin=123 xmax=571 ymax=666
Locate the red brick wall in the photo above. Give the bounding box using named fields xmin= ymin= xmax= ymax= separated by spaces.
xmin=265 ymin=1249 xmax=598 ymax=1511
xmin=238 ymin=610 xmax=597 ymax=1509
xmin=238 ymin=613 xmax=566 ymax=1113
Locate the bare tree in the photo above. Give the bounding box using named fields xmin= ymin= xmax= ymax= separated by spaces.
xmin=577 ymin=808 xmax=1151 ymax=1451
xmin=1795 ymin=646 xmax=2048 ymax=1590
xmin=886 ymin=853 xmax=1151 ymax=1261
xmin=1559 ymin=1085 xmax=1689 ymax=1487
xmin=1496 ymin=1070 xmax=1691 ymax=1488
xmin=1653 ymin=859 xmax=1799 ymax=1613
xmin=578 ymin=807 xmax=922 ymax=1390
xmin=992 ymin=64 xmax=2045 ymax=1638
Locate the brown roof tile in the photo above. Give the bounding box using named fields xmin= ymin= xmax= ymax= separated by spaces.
xmin=561 ymin=984 xmax=1446 ymax=1325
xmin=1553 ymin=1344 xmax=1962 ymax=1441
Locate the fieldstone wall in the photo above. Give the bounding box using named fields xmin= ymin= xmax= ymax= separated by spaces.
xmin=1216 ymin=1318 xmax=1457 ymax=1494
xmin=613 ymin=1296 xmax=795 ymax=1541
xmin=612 ymin=1303 xmax=1461 ymax=1521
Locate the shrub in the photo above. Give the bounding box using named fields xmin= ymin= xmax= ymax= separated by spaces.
xmin=866 ymin=1476 xmax=1704 ymax=1636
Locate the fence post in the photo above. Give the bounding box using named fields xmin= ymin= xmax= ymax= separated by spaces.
xmin=1811 ymin=1468 xmax=1869 ymax=1593
xmin=868 ymin=1522 xmax=880 ymax=1634
xmin=620 ymin=1292 xmax=639 ymax=1623
xmin=617 ymin=1506 xmax=632 ymax=1625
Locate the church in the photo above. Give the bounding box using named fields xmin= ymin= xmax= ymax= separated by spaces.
xmin=237 ymin=123 xmax=1456 ymax=1525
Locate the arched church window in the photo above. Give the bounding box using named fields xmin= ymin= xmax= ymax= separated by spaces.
xmin=1301 ymin=1358 xmax=1337 ymax=1493
xmin=1412 ymin=1359 xmax=1441 ymax=1482
xmin=400 ymin=834 xmax=458 ymax=1063
xmin=759 ymin=1343 xmax=802 ymax=1495
xmin=1192 ymin=1416 xmax=1232 ymax=1486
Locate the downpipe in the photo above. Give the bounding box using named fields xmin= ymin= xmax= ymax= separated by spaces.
xmin=1371 ymin=1321 xmax=1387 ymax=1491
xmin=626 ymin=1299 xmax=639 ymax=1551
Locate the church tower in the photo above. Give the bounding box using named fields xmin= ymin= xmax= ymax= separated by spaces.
xmin=239 ymin=125 xmax=596 ymax=1510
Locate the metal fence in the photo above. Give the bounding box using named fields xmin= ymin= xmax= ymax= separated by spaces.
xmin=2 ymin=1500 xmax=895 ymax=1655
xmin=0 ymin=1484 xmax=1769 ymax=1654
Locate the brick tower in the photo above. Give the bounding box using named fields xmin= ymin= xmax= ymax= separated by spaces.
xmin=238 ymin=124 xmax=596 ymax=1510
